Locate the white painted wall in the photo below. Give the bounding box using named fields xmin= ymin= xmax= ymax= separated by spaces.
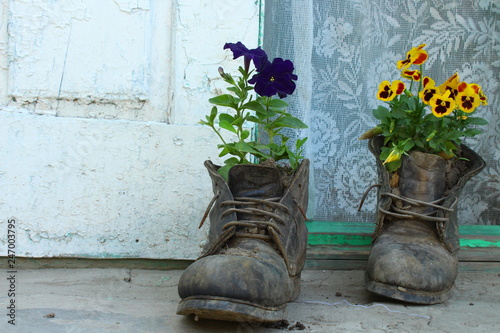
xmin=0 ymin=0 xmax=261 ymax=259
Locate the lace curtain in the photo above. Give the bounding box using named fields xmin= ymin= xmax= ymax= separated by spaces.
xmin=263 ymin=0 xmax=500 ymax=225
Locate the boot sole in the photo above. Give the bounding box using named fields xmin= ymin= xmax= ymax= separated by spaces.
xmin=365 ymin=273 xmax=453 ymax=304
xmin=176 ymin=295 xmax=286 ymax=322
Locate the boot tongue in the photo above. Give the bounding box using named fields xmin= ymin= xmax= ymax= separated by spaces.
xmin=228 ymin=164 xmax=283 ymax=199
xmin=400 ymin=151 xmax=446 ymax=215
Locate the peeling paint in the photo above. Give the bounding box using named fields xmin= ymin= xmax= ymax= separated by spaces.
xmin=173 ymin=136 xmax=184 ymax=146
xmin=113 ymin=0 xmax=151 ymax=13
xmin=0 ymin=1 xmax=261 ymax=259
xmin=24 ymin=228 xmax=84 ymax=244
xmin=6 ymin=96 xmax=149 ymax=120
xmin=6 ymin=0 xmax=156 ymax=118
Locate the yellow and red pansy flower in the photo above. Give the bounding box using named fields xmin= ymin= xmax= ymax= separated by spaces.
xmin=418 ymin=76 xmax=438 ymax=105
xmin=430 ymin=90 xmax=456 ymax=117
xmin=397 ymin=44 xmax=428 ymax=70
xmin=456 ymin=82 xmax=481 ymax=113
xmin=377 ymin=80 xmax=405 ymax=101
xmin=401 ymin=69 xmax=421 ymax=81
xmin=438 ymin=73 xmax=460 ymax=100
xmin=422 ymin=76 xmax=435 ymax=88
xmin=470 ymin=84 xmax=488 ymax=105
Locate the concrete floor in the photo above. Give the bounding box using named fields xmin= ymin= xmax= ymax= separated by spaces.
xmin=1 ymin=268 xmax=498 ymax=332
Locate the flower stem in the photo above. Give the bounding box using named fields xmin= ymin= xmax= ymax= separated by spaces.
xmin=418 ymin=64 xmax=423 ymax=92
xmin=210 ymin=124 xmax=227 ymax=146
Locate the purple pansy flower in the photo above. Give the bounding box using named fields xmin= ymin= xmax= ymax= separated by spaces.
xmin=223 ymin=42 xmax=268 ymax=72
xmin=248 ymin=58 xmax=298 ymax=98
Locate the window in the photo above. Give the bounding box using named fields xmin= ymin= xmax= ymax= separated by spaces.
xmin=263 ymin=0 xmax=500 ymax=226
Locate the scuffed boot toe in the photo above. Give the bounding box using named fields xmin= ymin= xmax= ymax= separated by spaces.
xmin=177 ymin=251 xmax=294 ymax=322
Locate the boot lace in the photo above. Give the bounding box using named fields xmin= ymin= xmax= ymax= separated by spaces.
xmin=358 ymin=184 xmax=457 ymax=223
xmin=199 ymin=194 xmax=307 ymax=237
xmin=358 ymin=184 xmax=459 ymax=250
xmin=198 ymin=192 xmax=308 ymax=272
xmin=221 ymin=197 xmax=289 ymax=239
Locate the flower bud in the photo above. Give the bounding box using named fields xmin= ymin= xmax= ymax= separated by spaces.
xmin=359 ymin=127 xmax=383 ymax=140
xmin=426 ymin=130 xmax=437 ymax=142
xmin=383 ymin=148 xmax=402 ymax=165
xmin=218 ymin=67 xmax=229 ymax=79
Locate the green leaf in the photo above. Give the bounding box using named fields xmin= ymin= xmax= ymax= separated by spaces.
xmin=238 ymin=66 xmax=251 ymax=77
xmin=232 ymin=116 xmax=245 ymax=128
xmin=373 ymin=106 xmax=390 ymax=120
xmin=379 ymin=146 xmax=391 ymax=161
xmin=219 ymin=120 xmax=237 ymax=134
xmin=270 ymin=145 xmax=286 ymax=156
xmin=385 ymin=159 xmax=402 ymax=173
xmin=246 ymin=115 xmax=262 ymax=124
xmin=382 ymin=129 xmax=393 ymax=138
xmin=244 ymin=142 xmax=273 ymax=160
xmin=252 ymin=151 xmax=272 ymax=161
xmin=209 ymin=94 xmax=238 ymax=108
xmin=257 ymin=109 xmax=278 ymax=120
xmin=463 ymin=128 xmax=483 ymax=137
xmin=466 ymin=117 xmax=489 ymax=126
xmin=219 ymin=113 xmax=235 ymax=123
xmin=406 ymin=96 xmax=417 ymax=110
xmin=426 ymin=115 xmax=442 ymax=122
xmin=390 ymin=109 xmax=408 ymax=119
xmin=444 ymin=130 xmax=461 ymax=141
xmin=224 ymin=157 xmax=240 ymax=165
xmin=217 ymin=158 xmax=240 ymax=181
xmin=241 ymin=130 xmax=250 ymax=140
xmin=218 ymin=146 xmax=229 ymax=157
xmin=403 ymin=140 xmax=415 ymax=151
xmin=444 ymin=141 xmax=458 ymax=153
xmin=273 ymin=116 xmax=308 ymax=129
xmin=242 ymin=101 xmax=266 ymax=113
xmin=414 ymin=140 xmax=425 ymax=149
xmin=252 ymin=143 xmax=272 ymax=150
xmin=218 ymin=142 xmax=237 ymax=154
xmin=268 ymin=98 xmax=289 ymax=109
xmin=217 ymin=165 xmax=231 ymax=181
xmin=288 ymin=151 xmax=298 ymax=170
xmin=226 ymin=86 xmax=241 ymax=95
xmin=296 ymin=137 xmax=308 ymax=149
xmin=235 ymin=141 xmax=260 ymax=154
xmin=209 ymin=106 xmax=217 ymax=123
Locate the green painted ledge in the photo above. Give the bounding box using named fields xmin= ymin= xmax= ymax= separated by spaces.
xmin=306 ymin=221 xmax=500 ymax=248
xmin=305 ymin=221 xmax=500 ymax=272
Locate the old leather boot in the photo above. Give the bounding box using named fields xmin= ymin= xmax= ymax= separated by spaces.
xmin=364 ymin=137 xmax=485 ymax=304
xmin=177 ymin=159 xmax=309 ymax=322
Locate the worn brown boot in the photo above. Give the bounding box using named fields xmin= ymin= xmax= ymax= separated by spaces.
xmin=177 ymin=159 xmax=309 ymax=322
xmin=364 ymin=137 xmax=485 ymax=304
